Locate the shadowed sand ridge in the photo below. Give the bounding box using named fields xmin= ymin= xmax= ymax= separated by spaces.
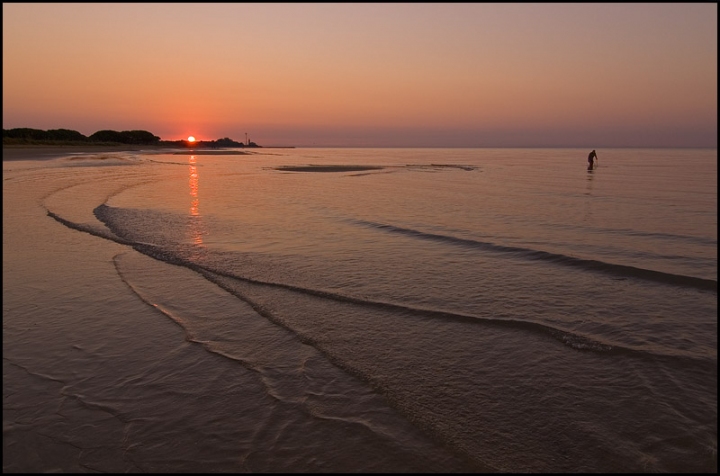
xmin=273 ymin=164 xmax=478 ymax=173
xmin=275 ymin=164 xmax=385 ymax=173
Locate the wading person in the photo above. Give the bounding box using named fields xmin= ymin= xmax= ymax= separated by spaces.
xmin=588 ymin=149 xmax=598 ymax=170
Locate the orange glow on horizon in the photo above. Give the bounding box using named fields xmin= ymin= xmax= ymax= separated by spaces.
xmin=2 ymin=3 xmax=716 ymax=148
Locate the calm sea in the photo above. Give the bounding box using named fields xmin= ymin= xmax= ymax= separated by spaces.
xmin=5 ymin=147 xmax=717 ymax=472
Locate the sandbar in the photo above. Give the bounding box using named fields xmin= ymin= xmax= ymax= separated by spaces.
xmin=275 ymin=165 xmax=384 ymax=173
xmin=172 ymin=150 xmax=251 ymax=155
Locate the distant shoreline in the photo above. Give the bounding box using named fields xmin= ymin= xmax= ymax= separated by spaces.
xmin=2 ymin=144 xmax=294 ymax=161
xmin=1 ymin=144 xmax=176 ymax=161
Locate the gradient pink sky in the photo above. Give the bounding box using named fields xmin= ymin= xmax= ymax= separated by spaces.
xmin=3 ymin=3 xmax=717 ymax=147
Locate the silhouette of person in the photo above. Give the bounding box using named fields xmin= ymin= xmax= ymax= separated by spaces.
xmin=587 ymin=150 xmax=598 ymax=170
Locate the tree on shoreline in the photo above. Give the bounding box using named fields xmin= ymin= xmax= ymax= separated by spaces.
xmin=89 ymin=130 xmax=161 ymax=144
xmin=3 ymin=128 xmax=88 ymax=142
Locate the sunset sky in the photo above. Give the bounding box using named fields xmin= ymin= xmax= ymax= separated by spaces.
xmin=3 ymin=3 xmax=717 ymax=147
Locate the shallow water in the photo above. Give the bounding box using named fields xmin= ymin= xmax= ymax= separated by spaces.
xmin=3 ymin=147 xmax=717 ymax=472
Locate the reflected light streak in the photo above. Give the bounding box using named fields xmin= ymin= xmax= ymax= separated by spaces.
xmin=189 ymin=155 xmax=199 ymax=217
xmin=188 ymin=155 xmax=203 ymax=246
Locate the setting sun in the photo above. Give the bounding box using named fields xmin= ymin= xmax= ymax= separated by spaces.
xmin=187 ymin=136 xmax=195 ymax=142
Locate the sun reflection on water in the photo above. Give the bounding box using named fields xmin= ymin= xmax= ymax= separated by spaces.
xmin=189 ymin=155 xmax=200 ymax=217
xmin=188 ymin=155 xmax=204 ymax=246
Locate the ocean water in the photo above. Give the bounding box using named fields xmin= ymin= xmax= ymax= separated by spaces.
xmin=3 ymin=147 xmax=717 ymax=472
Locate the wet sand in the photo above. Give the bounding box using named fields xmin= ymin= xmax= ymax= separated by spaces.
xmin=2 ymin=150 xmax=481 ymax=472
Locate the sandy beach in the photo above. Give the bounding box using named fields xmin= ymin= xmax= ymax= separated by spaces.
xmin=4 ymin=3 xmax=716 ymax=471
xmin=2 ymin=148 xmax=481 ymax=472
xmin=3 ymin=147 xmax=716 ymax=472
xmin=3 ymin=152 xmax=224 ymax=471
